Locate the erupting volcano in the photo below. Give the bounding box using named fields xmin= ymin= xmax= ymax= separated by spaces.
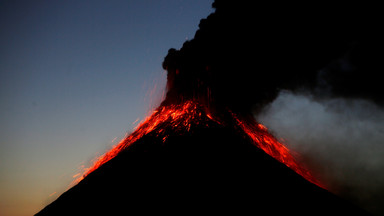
xmin=78 ymin=100 xmax=320 ymax=187
xmin=37 ymin=1 xmax=374 ymax=215
xmin=37 ymin=97 xmax=368 ymax=215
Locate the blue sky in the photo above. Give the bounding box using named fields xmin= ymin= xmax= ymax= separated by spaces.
xmin=0 ymin=1 xmax=214 ymax=215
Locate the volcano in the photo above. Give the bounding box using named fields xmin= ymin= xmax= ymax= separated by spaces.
xmin=36 ymin=100 xmax=370 ymax=215
xmin=37 ymin=1 xmax=376 ymax=215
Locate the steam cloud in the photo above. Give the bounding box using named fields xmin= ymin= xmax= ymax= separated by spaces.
xmin=258 ymin=91 xmax=384 ymax=214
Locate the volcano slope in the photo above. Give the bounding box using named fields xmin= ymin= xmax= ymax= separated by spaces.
xmin=36 ymin=102 xmax=370 ymax=215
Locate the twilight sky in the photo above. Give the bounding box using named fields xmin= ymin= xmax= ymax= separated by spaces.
xmin=0 ymin=1 xmax=213 ymax=215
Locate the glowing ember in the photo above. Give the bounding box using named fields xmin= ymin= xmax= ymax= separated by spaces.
xmin=75 ymin=100 xmax=320 ymax=187
xmin=81 ymin=101 xmax=214 ymax=178
xmin=231 ymin=113 xmax=321 ymax=187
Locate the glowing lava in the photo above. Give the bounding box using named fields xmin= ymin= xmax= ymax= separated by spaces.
xmin=78 ymin=101 xmax=213 ymax=181
xmin=76 ymin=100 xmax=320 ymax=187
xmin=231 ymin=113 xmax=321 ymax=187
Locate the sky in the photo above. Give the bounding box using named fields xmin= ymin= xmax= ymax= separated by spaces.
xmin=0 ymin=1 xmax=214 ymax=215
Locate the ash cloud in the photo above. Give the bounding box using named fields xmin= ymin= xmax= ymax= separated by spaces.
xmin=258 ymin=91 xmax=384 ymax=215
xmin=315 ymin=38 xmax=384 ymax=105
xmin=162 ymin=0 xmax=382 ymax=113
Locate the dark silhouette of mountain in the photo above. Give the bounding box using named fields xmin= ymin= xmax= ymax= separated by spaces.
xmin=36 ymin=105 xmax=371 ymax=215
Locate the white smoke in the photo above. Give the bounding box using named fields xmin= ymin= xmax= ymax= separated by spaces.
xmin=257 ymin=90 xmax=384 ymax=215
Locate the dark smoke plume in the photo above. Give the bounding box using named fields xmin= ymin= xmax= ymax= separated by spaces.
xmin=162 ymin=0 xmax=382 ymax=113
xmin=317 ymin=38 xmax=384 ymax=104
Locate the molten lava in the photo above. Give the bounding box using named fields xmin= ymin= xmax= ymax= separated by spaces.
xmin=78 ymin=100 xmax=320 ymax=187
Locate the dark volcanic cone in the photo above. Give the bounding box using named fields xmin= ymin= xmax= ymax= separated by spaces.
xmin=37 ymin=1 xmax=377 ymax=215
xmin=36 ymin=101 xmax=370 ymax=215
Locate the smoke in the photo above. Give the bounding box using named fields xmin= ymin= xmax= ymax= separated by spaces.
xmin=258 ymin=91 xmax=384 ymax=215
xmin=161 ymin=0 xmax=381 ymax=113
xmin=314 ymin=38 xmax=384 ymax=105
